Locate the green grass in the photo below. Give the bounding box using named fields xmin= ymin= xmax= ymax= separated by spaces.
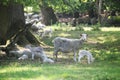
xmin=0 ymin=61 xmax=120 ymax=80
xmin=0 ymin=26 xmax=120 ymax=80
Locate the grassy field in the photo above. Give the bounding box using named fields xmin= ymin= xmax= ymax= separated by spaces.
xmin=0 ymin=25 xmax=120 ymax=80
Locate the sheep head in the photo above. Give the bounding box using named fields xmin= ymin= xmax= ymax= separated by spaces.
xmin=80 ymin=33 xmax=87 ymax=41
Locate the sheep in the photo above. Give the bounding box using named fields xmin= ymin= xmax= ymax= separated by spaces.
xmin=9 ymin=45 xmax=54 ymax=63
xmin=9 ymin=48 xmax=32 ymax=58
xmin=52 ymin=33 xmax=87 ymax=62
xmin=41 ymin=28 xmax=53 ymax=38
xmin=25 ymin=44 xmax=44 ymax=60
xmin=78 ymin=50 xmax=95 ymax=64
xmin=18 ymin=54 xmax=28 ymax=60
xmin=31 ymin=21 xmax=45 ymax=32
xmin=43 ymin=58 xmax=54 ymax=63
xmin=25 ymin=45 xmax=54 ymax=63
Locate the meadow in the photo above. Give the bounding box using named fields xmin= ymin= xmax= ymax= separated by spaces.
xmin=0 ymin=25 xmax=120 ymax=80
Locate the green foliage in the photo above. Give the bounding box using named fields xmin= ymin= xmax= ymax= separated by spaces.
xmin=91 ymin=23 xmax=101 ymax=31
xmin=105 ymin=0 xmax=120 ymax=11
xmin=91 ymin=26 xmax=101 ymax=31
xmin=1 ymin=0 xmax=119 ymax=14
xmin=74 ymin=24 xmax=84 ymax=31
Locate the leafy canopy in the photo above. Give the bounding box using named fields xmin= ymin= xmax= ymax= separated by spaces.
xmin=1 ymin=0 xmax=119 ymax=13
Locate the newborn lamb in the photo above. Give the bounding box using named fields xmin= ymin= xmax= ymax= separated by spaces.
xmin=78 ymin=50 xmax=94 ymax=64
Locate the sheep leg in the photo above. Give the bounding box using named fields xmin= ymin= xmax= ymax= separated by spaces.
xmin=78 ymin=55 xmax=82 ymax=62
xmin=53 ymin=50 xmax=58 ymax=61
xmin=73 ymin=51 xmax=77 ymax=62
xmin=31 ymin=52 xmax=35 ymax=60
xmin=87 ymin=56 xmax=91 ymax=64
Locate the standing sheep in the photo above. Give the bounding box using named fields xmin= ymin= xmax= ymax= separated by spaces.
xmin=52 ymin=33 xmax=87 ymax=62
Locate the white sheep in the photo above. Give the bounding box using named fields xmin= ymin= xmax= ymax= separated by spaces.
xmin=9 ymin=45 xmax=54 ymax=63
xmin=31 ymin=22 xmax=45 ymax=32
xmin=15 ymin=45 xmax=54 ymax=63
xmin=41 ymin=28 xmax=53 ymax=38
xmin=78 ymin=50 xmax=94 ymax=64
xmin=25 ymin=45 xmax=44 ymax=60
xmin=18 ymin=54 xmax=28 ymax=60
xmin=9 ymin=48 xmax=32 ymax=58
xmin=25 ymin=45 xmax=54 ymax=63
xmin=52 ymin=33 xmax=87 ymax=62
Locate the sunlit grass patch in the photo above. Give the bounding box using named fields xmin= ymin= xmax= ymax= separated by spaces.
xmin=101 ymin=27 xmax=120 ymax=31
xmin=58 ymin=33 xmax=71 ymax=37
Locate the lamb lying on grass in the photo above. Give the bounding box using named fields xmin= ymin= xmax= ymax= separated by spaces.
xmin=9 ymin=45 xmax=54 ymax=63
xmin=78 ymin=50 xmax=94 ymax=64
xmin=9 ymin=48 xmax=31 ymax=58
xmin=25 ymin=45 xmax=54 ymax=63
xmin=18 ymin=54 xmax=28 ymax=60
xmin=52 ymin=33 xmax=87 ymax=62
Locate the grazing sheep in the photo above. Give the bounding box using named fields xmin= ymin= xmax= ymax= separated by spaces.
xmin=52 ymin=33 xmax=87 ymax=62
xmin=41 ymin=28 xmax=53 ymax=38
xmin=78 ymin=50 xmax=94 ymax=64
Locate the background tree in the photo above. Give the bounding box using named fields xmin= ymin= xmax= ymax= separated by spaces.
xmin=38 ymin=0 xmax=57 ymax=25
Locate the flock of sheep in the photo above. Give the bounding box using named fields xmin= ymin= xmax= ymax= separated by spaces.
xmin=25 ymin=12 xmax=53 ymax=38
xmin=9 ymin=32 xmax=94 ymax=64
xmin=9 ymin=12 xmax=95 ymax=64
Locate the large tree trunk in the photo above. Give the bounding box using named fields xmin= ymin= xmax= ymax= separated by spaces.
xmin=0 ymin=2 xmax=40 ymax=54
xmin=0 ymin=3 xmax=25 ymax=45
xmin=40 ymin=5 xmax=57 ymax=25
xmin=0 ymin=3 xmax=40 ymax=56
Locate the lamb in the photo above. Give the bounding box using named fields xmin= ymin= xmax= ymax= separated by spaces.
xmin=18 ymin=54 xmax=28 ymax=60
xmin=41 ymin=28 xmax=53 ymax=38
xmin=9 ymin=45 xmax=54 ymax=63
xmin=78 ymin=50 xmax=94 ymax=64
xmin=25 ymin=45 xmax=44 ymax=60
xmin=25 ymin=45 xmax=54 ymax=63
xmin=9 ymin=48 xmax=32 ymax=58
xmin=52 ymin=33 xmax=87 ymax=62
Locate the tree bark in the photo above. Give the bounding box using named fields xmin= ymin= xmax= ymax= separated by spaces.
xmin=98 ymin=0 xmax=102 ymax=24
xmin=40 ymin=5 xmax=57 ymax=25
xmin=0 ymin=2 xmax=40 ymax=47
xmin=0 ymin=3 xmax=25 ymax=45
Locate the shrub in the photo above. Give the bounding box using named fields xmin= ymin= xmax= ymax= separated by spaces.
xmin=74 ymin=25 xmax=84 ymax=31
xmin=91 ymin=23 xmax=101 ymax=31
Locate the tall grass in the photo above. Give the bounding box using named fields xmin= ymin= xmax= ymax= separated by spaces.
xmin=0 ymin=25 xmax=120 ymax=80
